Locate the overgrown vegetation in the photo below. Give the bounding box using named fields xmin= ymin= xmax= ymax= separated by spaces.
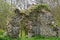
xmin=20 ymin=4 xmax=50 ymax=15
xmin=52 ymin=6 xmax=60 ymax=26
xmin=0 ymin=0 xmax=15 ymax=29
xmin=0 ymin=0 xmax=60 ymax=40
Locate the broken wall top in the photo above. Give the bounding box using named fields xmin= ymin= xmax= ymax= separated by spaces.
xmin=20 ymin=4 xmax=51 ymax=16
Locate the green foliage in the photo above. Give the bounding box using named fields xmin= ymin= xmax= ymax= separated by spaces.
xmin=52 ymin=6 xmax=60 ymax=26
xmin=0 ymin=0 xmax=15 ymax=29
xmin=0 ymin=29 xmax=4 ymax=35
xmin=20 ymin=4 xmax=50 ymax=15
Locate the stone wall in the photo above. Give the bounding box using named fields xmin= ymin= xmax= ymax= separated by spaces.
xmin=22 ymin=4 xmax=60 ymax=37
xmin=6 ymin=4 xmax=60 ymax=38
xmin=7 ymin=9 xmax=22 ymax=38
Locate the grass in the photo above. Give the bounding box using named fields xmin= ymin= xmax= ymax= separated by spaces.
xmin=0 ymin=30 xmax=60 ymax=40
xmin=21 ymin=36 xmax=60 ymax=40
xmin=0 ymin=34 xmax=60 ymax=40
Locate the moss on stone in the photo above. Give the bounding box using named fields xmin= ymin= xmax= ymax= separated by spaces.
xmin=20 ymin=4 xmax=51 ymax=15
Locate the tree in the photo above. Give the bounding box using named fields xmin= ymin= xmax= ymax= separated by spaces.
xmin=0 ymin=0 xmax=15 ymax=30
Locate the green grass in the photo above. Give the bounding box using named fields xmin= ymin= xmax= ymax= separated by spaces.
xmin=0 ymin=34 xmax=60 ymax=40
xmin=21 ymin=36 xmax=60 ymax=40
xmin=0 ymin=30 xmax=60 ymax=40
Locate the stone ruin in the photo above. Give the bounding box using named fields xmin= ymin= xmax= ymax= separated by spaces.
xmin=23 ymin=4 xmax=60 ymax=37
xmin=6 ymin=4 xmax=60 ymax=38
xmin=6 ymin=9 xmax=24 ymax=38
